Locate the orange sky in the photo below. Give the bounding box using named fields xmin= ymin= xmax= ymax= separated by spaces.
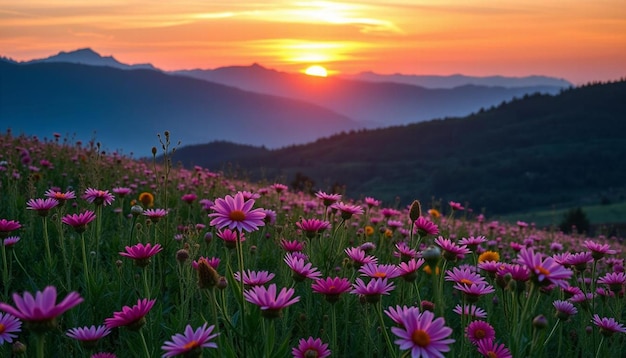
xmin=1 ymin=1 xmax=625 ymax=84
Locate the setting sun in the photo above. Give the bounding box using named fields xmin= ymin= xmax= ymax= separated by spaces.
xmin=304 ymin=65 xmax=328 ymax=77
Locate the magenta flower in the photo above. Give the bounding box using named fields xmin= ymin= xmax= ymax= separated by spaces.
xmin=142 ymin=208 xmax=168 ymax=223
xmin=315 ymin=191 xmax=342 ymax=206
xmin=364 ymin=197 xmax=381 ymax=208
xmin=62 ymin=211 xmax=96 ymax=233
xmin=459 ymin=236 xmax=487 ymax=251
xmin=584 ymin=240 xmax=617 ymax=260
xmin=161 ymin=323 xmax=219 ymax=357
xmin=359 ymin=263 xmax=402 ymax=279
xmin=119 ymin=242 xmax=162 ymax=267
xmin=413 ymin=217 xmax=439 ymax=236
xmin=234 ymin=270 xmax=275 ymax=286
xmin=26 ymin=198 xmax=59 ymax=217
xmin=384 ymin=305 xmax=421 ymax=326
xmin=591 ymin=314 xmax=626 ymax=337
xmin=397 ymin=258 xmax=425 ymax=282
xmin=453 ymin=283 xmax=495 ymax=303
xmin=3 ymin=236 xmax=20 ymax=248
xmin=192 ymin=256 xmax=220 ymax=270
xmin=0 ymin=286 xmax=83 ymax=332
xmin=217 ymin=228 xmax=245 ymax=249
xmin=209 ymin=192 xmax=266 ymax=232
xmin=345 ymin=247 xmax=378 ymax=267
xmin=394 ymin=242 xmax=418 ymax=261
xmin=553 ymin=300 xmax=577 ymax=321
xmin=284 ymin=253 xmax=322 ymax=282
xmin=311 ymin=277 xmax=352 ymax=303
xmin=66 ymin=325 xmax=111 ymax=349
xmin=296 ymin=218 xmax=331 ymax=238
xmin=45 ymin=189 xmax=76 ymax=204
xmin=292 ymin=337 xmax=331 ymax=358
xmin=350 ymin=277 xmax=395 ymax=303
xmin=390 ymin=309 xmax=455 ymax=357
xmin=244 ymin=284 xmax=300 ymax=319
xmin=105 ymin=298 xmax=155 ymax=330
xmin=83 ymin=188 xmax=115 ymax=206
xmin=466 ymin=320 xmax=496 ymax=345
xmin=330 ymin=202 xmax=364 ymax=220
xmin=91 ymin=353 xmax=117 ymax=358
xmin=476 ymin=339 xmax=512 ymax=358
xmin=453 ymin=304 xmax=487 ymax=319
xmin=449 ymin=201 xmax=464 ymax=211
xmin=435 ymin=236 xmax=471 ymax=261
xmin=180 ymin=193 xmax=197 ymax=204
xmin=445 ymin=267 xmax=488 ymax=286
xmin=517 ymin=248 xmax=573 ymax=288
xmin=597 ymin=271 xmax=626 ymax=293
xmin=0 ymin=219 xmax=21 ymax=238
xmin=0 ymin=312 xmax=21 ymax=344
xmin=280 ymin=239 xmax=305 ymax=252
xmin=563 ymin=252 xmax=593 ymax=272
xmin=112 ymin=187 xmax=132 ymax=198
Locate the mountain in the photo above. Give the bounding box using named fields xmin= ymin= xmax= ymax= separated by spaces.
xmin=341 ymin=72 xmax=573 ymax=89
xmin=26 ymin=48 xmax=157 ymax=71
xmin=167 ymin=80 xmax=626 ymax=215
xmin=0 ymin=61 xmax=360 ymax=156
xmin=174 ymin=64 xmax=568 ymax=126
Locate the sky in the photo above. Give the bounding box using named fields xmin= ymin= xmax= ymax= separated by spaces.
xmin=1 ymin=0 xmax=625 ymax=84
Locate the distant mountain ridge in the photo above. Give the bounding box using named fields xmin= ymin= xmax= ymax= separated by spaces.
xmin=26 ymin=48 xmax=157 ymax=71
xmin=168 ymin=80 xmax=626 ymax=215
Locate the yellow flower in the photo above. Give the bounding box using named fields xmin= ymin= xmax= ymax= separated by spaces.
xmin=384 ymin=229 xmax=393 ymax=238
xmin=478 ymin=250 xmax=500 ymax=263
xmin=364 ymin=225 xmax=375 ymax=236
xmin=423 ymin=266 xmax=440 ymax=275
xmin=428 ymin=209 xmax=441 ymax=218
xmin=138 ymin=192 xmax=155 ymax=208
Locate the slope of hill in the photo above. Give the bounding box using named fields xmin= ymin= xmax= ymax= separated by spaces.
xmin=0 ymin=61 xmax=359 ymax=156
xmin=169 ymin=80 xmax=626 ymax=215
xmin=27 ymin=48 xmax=157 ymax=70
xmin=175 ymin=64 xmax=568 ymax=126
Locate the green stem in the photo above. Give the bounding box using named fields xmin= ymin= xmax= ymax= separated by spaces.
xmin=1 ymin=240 xmax=9 ymax=298
xmin=377 ymin=301 xmax=396 ymax=357
xmin=143 ymin=268 xmax=151 ymax=299
xmin=544 ymin=319 xmax=560 ymax=347
xmin=331 ymin=304 xmax=338 ymax=353
xmin=42 ymin=217 xmax=52 ymax=266
xmin=80 ymin=232 xmax=91 ymax=294
xmin=595 ymin=336 xmax=604 ymax=358
xmin=138 ymin=329 xmax=151 ymax=358
xmin=235 ymin=231 xmax=247 ymax=356
xmin=35 ymin=333 xmax=46 ymax=358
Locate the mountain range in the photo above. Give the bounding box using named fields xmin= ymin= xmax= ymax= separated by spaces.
xmin=166 ymin=80 xmax=626 ymax=215
xmin=1 ymin=48 xmax=570 ymax=155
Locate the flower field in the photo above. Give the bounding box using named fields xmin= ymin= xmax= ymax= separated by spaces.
xmin=0 ymin=130 xmax=624 ymax=358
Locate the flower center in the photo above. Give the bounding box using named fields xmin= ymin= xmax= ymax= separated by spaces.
xmin=328 ymin=285 xmax=336 ymax=292
xmin=229 ymin=210 xmax=246 ymax=222
xmin=487 ymin=352 xmax=497 ymax=358
xmin=0 ymin=323 xmax=5 ymax=333
xmin=304 ymin=349 xmax=320 ymax=358
xmin=411 ymin=329 xmax=431 ymax=347
xmin=182 ymin=340 xmax=200 ymax=350
xmin=475 ymin=329 xmax=486 ymax=339
xmin=535 ymin=265 xmax=551 ymax=276
xmin=373 ymin=272 xmax=387 ymax=278
xmin=460 ymin=278 xmax=473 ymax=285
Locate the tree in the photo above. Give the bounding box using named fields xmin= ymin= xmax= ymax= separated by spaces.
xmin=559 ymin=207 xmax=590 ymax=234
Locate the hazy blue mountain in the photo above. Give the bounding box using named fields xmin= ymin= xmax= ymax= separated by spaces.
xmin=0 ymin=61 xmax=360 ymax=157
xmin=174 ymin=64 xmax=567 ymax=126
xmin=168 ymin=80 xmax=626 ymax=215
xmin=26 ymin=48 xmax=158 ymax=71
xmin=341 ymin=71 xmax=573 ymax=89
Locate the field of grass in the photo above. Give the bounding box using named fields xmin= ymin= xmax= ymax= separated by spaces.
xmin=0 ymin=131 xmax=624 ymax=358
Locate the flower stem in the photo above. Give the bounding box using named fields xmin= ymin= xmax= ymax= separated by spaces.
xmin=595 ymin=336 xmax=604 ymax=358
xmin=80 ymin=232 xmax=91 ymax=295
xmin=377 ymin=301 xmax=395 ymax=357
xmin=544 ymin=320 xmax=560 ymax=347
xmin=35 ymin=333 xmax=46 ymax=358
xmin=235 ymin=231 xmax=247 ymax=356
xmin=42 ymin=217 xmax=52 ymax=266
xmin=143 ymin=268 xmax=151 ymax=299
xmin=138 ymin=328 xmax=151 ymax=358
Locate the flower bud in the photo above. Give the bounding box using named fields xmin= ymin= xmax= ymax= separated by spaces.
xmin=533 ymin=315 xmax=548 ymax=329
xmin=409 ymin=200 xmax=422 ymax=222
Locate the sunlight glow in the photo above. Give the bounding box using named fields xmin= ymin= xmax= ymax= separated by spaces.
xmin=304 ymin=65 xmax=328 ymax=77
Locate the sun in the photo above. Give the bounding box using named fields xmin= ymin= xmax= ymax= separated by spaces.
xmin=304 ymin=65 xmax=328 ymax=77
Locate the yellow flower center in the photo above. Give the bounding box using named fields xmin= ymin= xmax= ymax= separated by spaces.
xmin=373 ymin=272 xmax=387 ymax=278
xmin=475 ymin=329 xmax=486 ymax=339
xmin=229 ymin=210 xmax=246 ymax=222
xmin=535 ymin=265 xmax=551 ymax=276
xmin=182 ymin=340 xmax=200 ymax=350
xmin=411 ymin=329 xmax=430 ymax=347
xmin=478 ymin=251 xmax=500 ymax=263
xmin=460 ymin=278 xmax=473 ymax=285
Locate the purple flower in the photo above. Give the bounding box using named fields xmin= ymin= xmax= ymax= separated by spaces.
xmin=553 ymin=300 xmax=577 ymax=321
xmin=413 ymin=217 xmax=439 ymax=236
xmin=584 ymin=240 xmax=617 ymax=260
xmin=119 ymin=242 xmax=162 ymax=267
xmin=330 ymin=202 xmax=364 ymax=220
xmin=161 ymin=323 xmax=219 ymax=357
xmin=0 ymin=312 xmax=21 ymax=344
xmin=453 ymin=304 xmax=487 ymax=319
xmin=66 ymin=325 xmax=111 ymax=349
xmin=244 ymin=284 xmax=300 ymax=319
xmin=390 ymin=309 xmax=455 ymax=357
xmin=592 ymin=314 xmax=626 ymax=337
xmin=0 ymin=286 xmax=83 ymax=333
xmin=292 ymin=336 xmax=331 ymax=358
xmin=0 ymin=219 xmax=21 ymax=238
xmin=359 ymin=263 xmax=402 ymax=279
xmin=445 ymin=267 xmax=488 ymax=286
xmin=142 ymin=208 xmax=168 ymax=223
xmin=384 ymin=305 xmax=421 ymax=326
xmin=296 ymin=218 xmax=331 ymax=238
xmin=345 ymin=247 xmax=378 ymax=267
xmin=62 ymin=211 xmax=96 ymax=233
xmin=466 ymin=320 xmax=495 ymax=345
xmin=233 ymin=270 xmax=275 ymax=286
xmin=350 ymin=278 xmax=395 ymax=303
xmin=517 ymin=248 xmax=572 ymax=288
xmin=105 ymin=298 xmax=155 ymax=330
xmin=311 ymin=277 xmax=352 ymax=303
xmin=315 ymin=191 xmax=342 ymax=206
xmin=476 ymin=339 xmax=512 ymax=358
xmin=209 ymin=192 xmax=266 ymax=232
xmin=284 ymin=253 xmax=322 ymax=282
xmin=435 ymin=236 xmax=471 ymax=261
xmin=83 ymin=188 xmax=115 ymax=206
xmin=26 ymin=198 xmax=59 ymax=217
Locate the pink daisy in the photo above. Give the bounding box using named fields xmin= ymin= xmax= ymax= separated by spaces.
xmin=553 ymin=300 xmax=577 ymax=321
xmin=517 ymin=248 xmax=573 ymax=288
xmin=0 ymin=286 xmax=83 ymax=332
xmin=280 ymin=239 xmax=305 ymax=252
xmin=83 ymin=188 xmax=115 ymax=206
xmin=311 ymin=277 xmax=352 ymax=303
xmin=180 ymin=193 xmax=197 ymax=204
xmin=0 ymin=219 xmax=21 ymax=237
xmin=26 ymin=198 xmax=59 ymax=217
xmin=66 ymin=325 xmax=111 ymax=349
xmin=359 ymin=263 xmax=402 ymax=279
xmin=453 ymin=304 xmax=487 ymax=319
xmin=142 ymin=208 xmax=168 ymax=223
xmin=296 ymin=218 xmax=331 ymax=238
xmin=104 ymin=298 xmax=155 ymax=330
xmin=292 ymin=337 xmax=331 ymax=358
xmin=61 ymin=211 xmax=96 ymax=233
xmin=345 ymin=247 xmax=378 ymax=267
xmin=584 ymin=240 xmax=617 ymax=260
xmin=234 ymin=270 xmax=275 ymax=286
xmin=330 ymin=202 xmax=364 ymax=220
xmin=397 ymin=258 xmax=425 ymax=282
xmin=119 ymin=242 xmax=162 ymax=267
xmin=315 ymin=191 xmax=342 ymax=206
xmin=476 ymin=339 xmax=512 ymax=358
xmin=453 ymin=283 xmax=495 ymax=303
xmin=390 ymin=309 xmax=455 ymax=357
xmin=384 ymin=305 xmax=421 ymax=326
xmin=435 ymin=236 xmax=471 ymax=261
xmin=597 ymin=271 xmax=626 ymax=293
xmin=91 ymin=353 xmax=117 ymax=358
xmin=161 ymin=323 xmax=219 ymax=357
xmin=112 ymin=187 xmax=132 ymax=198
xmin=209 ymin=192 xmax=266 ymax=232
xmin=45 ymin=189 xmax=76 ymax=204
xmin=217 ymin=228 xmax=245 ymax=249
xmin=0 ymin=312 xmax=21 ymax=344
xmin=591 ymin=314 xmax=626 ymax=337
xmin=350 ymin=278 xmax=395 ymax=303
xmin=364 ymin=197 xmax=381 ymax=208
xmin=284 ymin=253 xmax=322 ymax=282
xmin=244 ymin=284 xmax=300 ymax=319
xmin=445 ymin=267 xmax=488 ymax=286
xmin=394 ymin=242 xmax=418 ymax=261
xmin=449 ymin=201 xmax=464 ymax=211
xmin=466 ymin=320 xmax=495 ymax=345
xmin=413 ymin=217 xmax=439 ymax=236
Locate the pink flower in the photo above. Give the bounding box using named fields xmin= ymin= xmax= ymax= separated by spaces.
xmin=104 ymin=298 xmax=155 ymax=330
xmin=390 ymin=309 xmax=455 ymax=357
xmin=350 ymin=278 xmax=395 ymax=303
xmin=66 ymin=325 xmax=111 ymax=349
xmin=26 ymin=198 xmax=59 ymax=217
xmin=0 ymin=312 xmax=21 ymax=344
xmin=280 ymin=239 xmax=305 ymax=252
xmin=292 ymin=337 xmax=331 ymax=358
xmin=91 ymin=353 xmax=117 ymax=358
xmin=345 ymin=247 xmax=377 ymax=267
xmin=330 ymin=202 xmax=363 ymax=220
xmin=315 ymin=191 xmax=341 ymax=206
xmin=591 ymin=314 xmax=626 ymax=337
xmin=62 ymin=211 xmax=96 ymax=233
xmin=234 ymin=270 xmax=275 ymax=286
xmin=83 ymin=188 xmax=115 ymax=206
xmin=0 ymin=286 xmax=83 ymax=332
xmin=45 ymin=189 xmax=76 ymax=203
xmin=181 ymin=193 xmax=197 ymax=204
xmin=112 ymin=187 xmax=132 ymax=198
xmin=466 ymin=320 xmax=495 ymax=345
xmin=359 ymin=263 xmax=401 ymax=279
xmin=413 ymin=217 xmax=439 ymax=236
xmin=453 ymin=304 xmax=487 ymax=319
xmin=161 ymin=323 xmax=219 ymax=357
xmin=296 ymin=218 xmax=331 ymax=238
xmin=284 ymin=253 xmax=322 ymax=282
xmin=517 ymin=248 xmax=572 ymax=288
xmin=584 ymin=240 xmax=617 ymax=260
xmin=217 ymin=228 xmax=245 ymax=249
xmin=119 ymin=243 xmax=162 ymax=267
xmin=142 ymin=208 xmax=168 ymax=223
xmin=476 ymin=339 xmax=512 ymax=358
xmin=449 ymin=201 xmax=464 ymax=211
xmin=397 ymin=258 xmax=425 ymax=282
xmin=553 ymin=300 xmax=577 ymax=321
xmin=597 ymin=271 xmax=626 ymax=293
xmin=209 ymin=192 xmax=266 ymax=232
xmin=244 ymin=284 xmax=300 ymax=319
xmin=435 ymin=236 xmax=471 ymax=261
xmin=453 ymin=283 xmax=495 ymax=303
xmin=445 ymin=267 xmax=487 ymax=286
xmin=311 ymin=277 xmax=352 ymax=303
xmin=384 ymin=305 xmax=421 ymax=326
xmin=0 ymin=219 xmax=21 ymax=237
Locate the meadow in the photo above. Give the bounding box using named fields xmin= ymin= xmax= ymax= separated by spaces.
xmin=0 ymin=130 xmax=624 ymax=357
